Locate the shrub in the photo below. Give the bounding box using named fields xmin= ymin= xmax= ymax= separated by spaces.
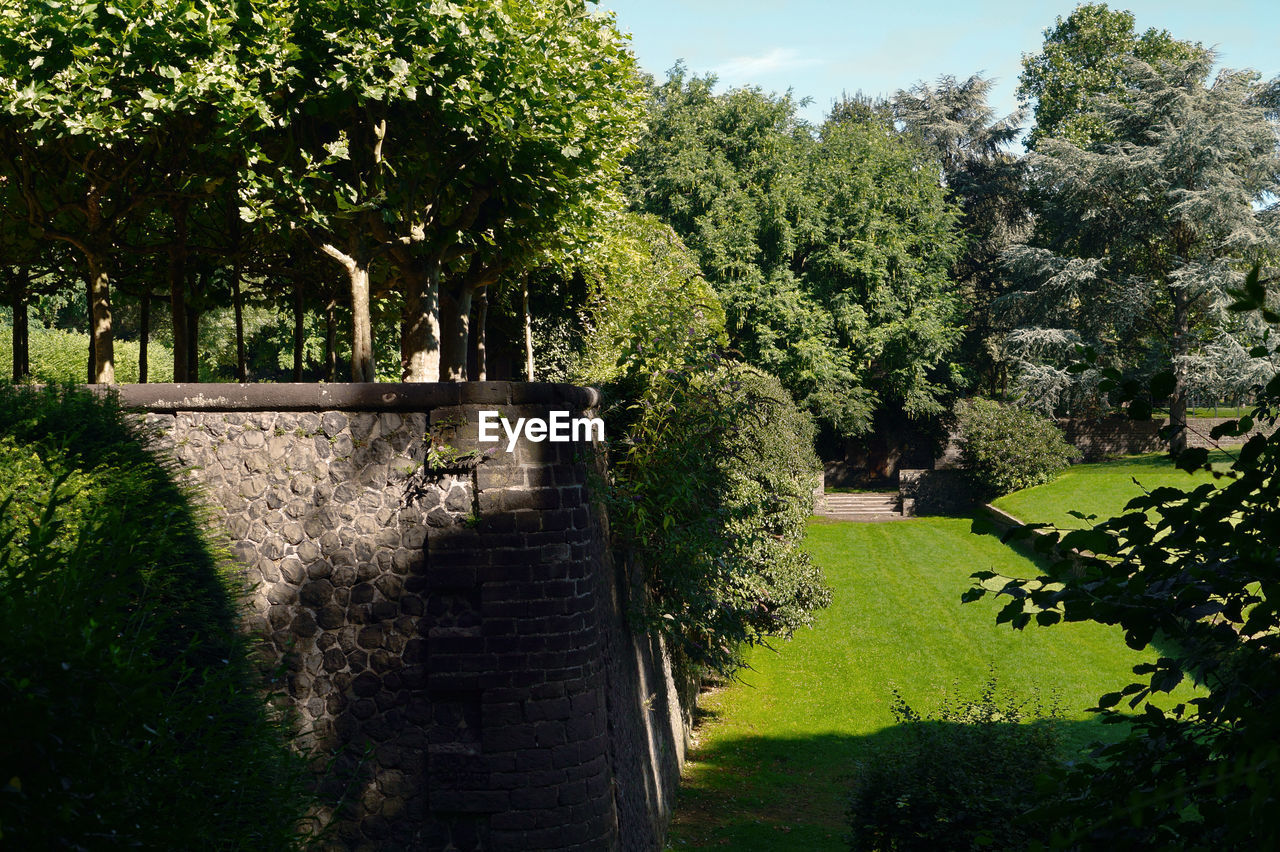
xmin=0 ymin=325 xmax=174 ymax=383
xmin=571 ymin=211 xmax=726 ymax=386
xmin=955 ymin=398 xmax=1080 ymax=496
xmin=0 ymin=383 xmax=314 ymax=849
xmin=847 ymin=676 xmax=1065 ymax=851
xmin=603 ymin=358 xmax=831 ymax=676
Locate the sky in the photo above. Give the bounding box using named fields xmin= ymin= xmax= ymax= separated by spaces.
xmin=600 ymin=0 xmax=1280 ymax=133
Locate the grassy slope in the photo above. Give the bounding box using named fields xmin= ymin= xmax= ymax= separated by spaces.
xmin=667 ymin=517 xmax=1184 ymax=850
xmin=992 ymin=450 xmax=1236 ymax=528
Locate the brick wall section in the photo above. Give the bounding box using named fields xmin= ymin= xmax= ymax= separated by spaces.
xmin=111 ymin=382 xmax=687 ymax=852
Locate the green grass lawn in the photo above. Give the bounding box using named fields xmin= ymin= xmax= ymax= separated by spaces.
xmin=666 ymin=517 xmax=1189 ymax=850
xmin=1180 ymin=406 xmax=1251 ymax=418
xmin=992 ymin=450 xmax=1237 ymax=528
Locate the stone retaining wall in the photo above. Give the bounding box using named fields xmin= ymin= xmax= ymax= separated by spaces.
xmin=935 ymin=415 xmax=1271 ymax=468
xmin=898 ymin=468 xmax=975 ymax=516
xmin=1057 ymin=415 xmax=1268 ymax=461
xmin=109 ymin=383 xmax=687 ymax=852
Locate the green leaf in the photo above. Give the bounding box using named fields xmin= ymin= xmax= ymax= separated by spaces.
xmin=1173 ymin=447 xmax=1209 ymax=472
xmin=1149 ymin=371 xmax=1175 ymax=399
xmin=1127 ymin=398 xmax=1152 ymax=421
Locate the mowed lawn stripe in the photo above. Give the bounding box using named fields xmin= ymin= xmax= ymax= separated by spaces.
xmin=993 ymin=450 xmax=1237 ymax=529
xmin=667 ymin=516 xmax=1173 ymax=851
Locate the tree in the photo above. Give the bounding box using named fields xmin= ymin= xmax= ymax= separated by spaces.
xmin=1018 ymin=2 xmax=1203 ymax=149
xmin=807 ymin=107 xmax=964 ymax=423
xmin=628 ymin=71 xmax=964 ymax=438
xmin=966 ymin=276 xmax=1280 ymax=846
xmin=626 ymin=71 xmax=862 ymax=428
xmin=0 ymin=0 xmax=289 ymax=383
xmin=264 ymin=0 xmax=644 ymax=382
xmin=893 ymin=74 xmax=1032 ymax=396
xmin=570 ymin=211 xmax=726 ymax=386
xmin=1003 ymin=55 xmax=1280 ymax=449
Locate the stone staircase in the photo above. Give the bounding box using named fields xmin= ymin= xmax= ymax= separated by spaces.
xmin=818 ymin=490 xmax=904 ymax=522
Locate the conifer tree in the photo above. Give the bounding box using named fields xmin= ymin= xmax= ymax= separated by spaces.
xmin=1004 ymin=54 xmax=1280 ymax=448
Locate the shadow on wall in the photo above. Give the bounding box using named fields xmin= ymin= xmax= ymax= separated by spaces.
xmin=128 ymin=383 xmax=688 ymax=851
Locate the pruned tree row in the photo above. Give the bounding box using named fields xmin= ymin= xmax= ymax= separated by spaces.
xmin=0 ymin=0 xmax=644 ymax=383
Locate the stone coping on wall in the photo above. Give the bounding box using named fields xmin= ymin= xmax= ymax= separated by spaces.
xmin=81 ymin=381 xmax=600 ymax=413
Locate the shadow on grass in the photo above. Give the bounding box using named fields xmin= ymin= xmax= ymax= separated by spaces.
xmin=964 ymin=513 xmax=1193 ymax=672
xmin=669 ymin=716 xmax=1120 ymax=852
xmin=0 ymin=383 xmax=314 ymax=849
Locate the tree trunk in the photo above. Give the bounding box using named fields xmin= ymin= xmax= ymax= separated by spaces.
xmin=321 ymin=242 xmax=375 ymax=382
xmin=186 ymin=305 xmax=199 ymax=382
xmin=350 ymin=265 xmax=373 ymax=382
xmin=85 ymin=273 xmax=95 ymax=383
xmin=232 ymin=262 xmax=246 ymax=382
xmin=522 ymin=275 xmax=535 ymax=381
xmin=86 ymin=252 xmax=115 ymax=384
xmin=228 ymin=186 xmax=246 ymax=382
xmin=325 ymin=298 xmax=337 ymax=382
xmin=439 ymin=282 xmax=472 ymax=382
xmin=139 ymin=290 xmax=150 ymax=383
xmin=168 ymin=201 xmax=190 ymax=382
xmin=398 ymin=259 xmax=441 ymax=382
xmin=1169 ymin=284 xmax=1191 ymax=454
xmin=293 ymin=280 xmax=305 ymax=382
xmin=474 ymin=286 xmax=488 ymax=381
xmin=17 ymin=270 xmax=29 ymax=379
xmin=9 ymin=271 xmax=28 ymax=381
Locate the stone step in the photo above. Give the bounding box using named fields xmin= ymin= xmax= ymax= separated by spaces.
xmin=824 ymin=494 xmax=899 ymax=502
xmin=823 ymin=491 xmax=899 ymax=499
xmin=823 ymin=494 xmax=900 ymax=508
xmin=817 ymin=490 xmax=905 ymax=523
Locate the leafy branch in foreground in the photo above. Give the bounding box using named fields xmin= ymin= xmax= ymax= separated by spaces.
xmin=965 ymin=267 xmax=1280 ymax=846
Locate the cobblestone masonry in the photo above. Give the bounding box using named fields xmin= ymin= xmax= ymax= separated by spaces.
xmin=111 ymin=383 xmax=687 ymax=852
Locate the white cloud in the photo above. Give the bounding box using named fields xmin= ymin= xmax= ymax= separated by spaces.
xmin=712 ymin=47 xmax=822 ymax=80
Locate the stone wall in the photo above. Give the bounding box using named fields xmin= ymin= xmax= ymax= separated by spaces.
xmin=113 ymin=383 xmax=688 ymax=852
xmin=898 ymin=468 xmax=975 ymax=516
xmin=1057 ymin=415 xmax=1269 ymax=461
xmin=937 ymin=415 xmax=1271 ymax=467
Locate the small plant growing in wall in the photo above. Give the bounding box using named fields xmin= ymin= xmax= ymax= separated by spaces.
xmin=400 ymin=414 xmax=494 ymax=510
xmin=421 ymin=414 xmax=488 ymax=473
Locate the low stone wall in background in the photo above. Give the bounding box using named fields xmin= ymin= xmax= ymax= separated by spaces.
xmin=935 ymin=415 xmax=1271 ymax=468
xmin=1057 ymin=415 xmax=1269 ymax=462
xmin=898 ymin=468 xmax=976 ymax=516
xmin=110 ymin=382 xmax=688 ymax=852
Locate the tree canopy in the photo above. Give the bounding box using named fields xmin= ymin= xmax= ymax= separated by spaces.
xmin=627 ymin=69 xmax=964 ymax=437
xmin=0 ymin=0 xmax=290 ymax=382
xmin=893 ymin=74 xmax=1031 ymax=396
xmin=0 ymin=0 xmax=645 ymax=384
xmin=1018 ymin=2 xmax=1204 ymax=149
xmin=1002 ymin=54 xmax=1280 ymax=444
